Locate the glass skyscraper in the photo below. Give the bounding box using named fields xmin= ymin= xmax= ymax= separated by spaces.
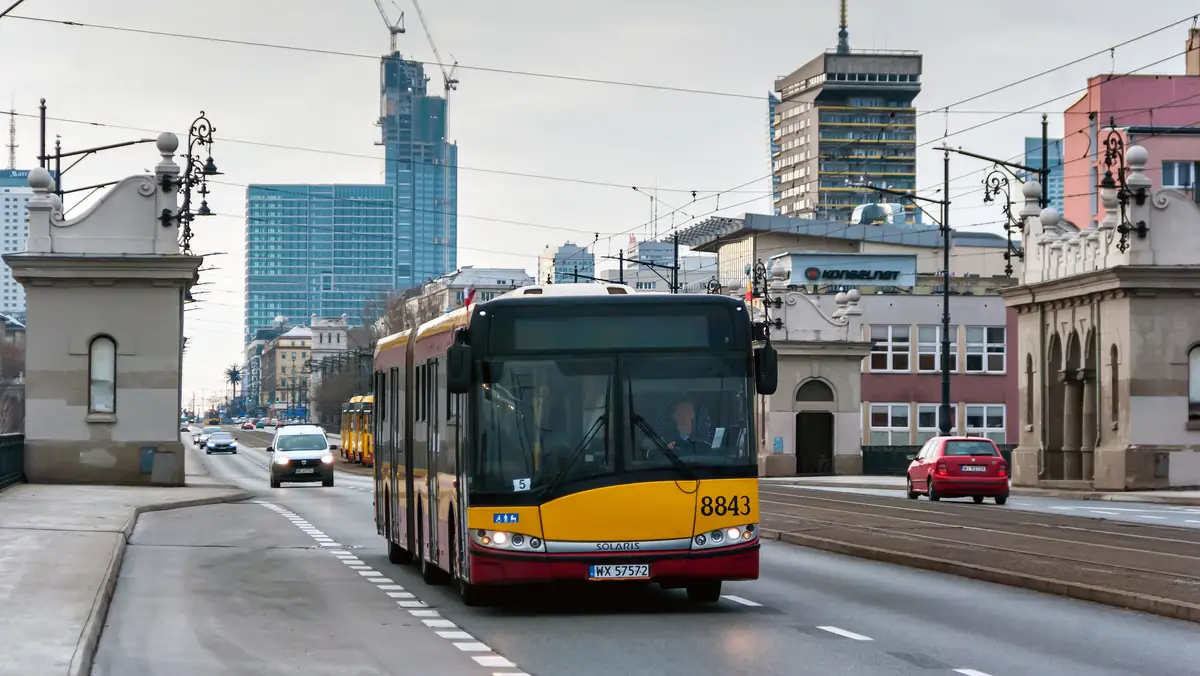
xmin=244 ymin=52 xmax=457 ymax=343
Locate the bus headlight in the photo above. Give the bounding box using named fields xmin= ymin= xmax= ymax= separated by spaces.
xmin=470 ymin=529 xmax=546 ymax=553
xmin=691 ymin=524 xmax=757 ymax=550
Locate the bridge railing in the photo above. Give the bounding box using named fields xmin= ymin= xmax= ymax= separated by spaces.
xmin=0 ymin=433 xmax=25 ymax=490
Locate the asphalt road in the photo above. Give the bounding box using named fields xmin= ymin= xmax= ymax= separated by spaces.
xmin=786 ymin=484 xmax=1200 ymax=529
xmin=95 ymin=431 xmax=1200 ymax=676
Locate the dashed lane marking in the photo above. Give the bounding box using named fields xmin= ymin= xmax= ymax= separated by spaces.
xmin=721 ymin=595 xmax=762 ymax=607
xmin=953 ymin=670 xmax=993 ymax=676
xmin=255 ymin=503 xmax=528 ymax=675
xmin=816 ymin=626 xmax=873 ymax=641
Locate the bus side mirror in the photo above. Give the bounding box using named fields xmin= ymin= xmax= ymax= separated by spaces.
xmin=754 ymin=344 xmax=778 ymax=395
xmin=447 ymin=343 xmax=472 ymax=394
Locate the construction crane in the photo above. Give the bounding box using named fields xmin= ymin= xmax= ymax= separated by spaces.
xmin=371 ymin=0 xmax=406 ymax=52
xmin=409 ymin=0 xmax=458 ymax=274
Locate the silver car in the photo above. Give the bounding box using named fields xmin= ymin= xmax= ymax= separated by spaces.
xmin=267 ymin=429 xmax=335 ymax=488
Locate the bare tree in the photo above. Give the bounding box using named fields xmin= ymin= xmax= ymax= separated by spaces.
xmin=311 ymin=370 xmax=358 ymax=429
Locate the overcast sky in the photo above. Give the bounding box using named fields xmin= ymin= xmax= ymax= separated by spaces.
xmin=0 ymin=0 xmax=1195 ymax=408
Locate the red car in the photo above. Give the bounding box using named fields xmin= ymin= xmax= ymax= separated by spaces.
xmin=905 ymin=436 xmax=1009 ymax=505
xmin=241 ymin=422 xmax=255 ymax=430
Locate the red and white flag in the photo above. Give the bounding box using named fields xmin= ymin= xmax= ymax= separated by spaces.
xmin=463 ymin=286 xmax=477 ymax=307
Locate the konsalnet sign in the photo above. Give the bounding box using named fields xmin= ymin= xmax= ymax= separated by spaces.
xmin=782 ymin=253 xmax=918 ymax=288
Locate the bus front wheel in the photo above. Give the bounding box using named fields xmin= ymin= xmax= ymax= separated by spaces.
xmin=685 ymin=581 xmax=722 ymax=603
xmin=449 ymin=525 xmax=488 ymax=606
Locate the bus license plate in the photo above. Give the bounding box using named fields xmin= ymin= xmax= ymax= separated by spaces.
xmin=589 ymin=564 xmax=650 ymax=580
xmin=294 ymin=468 xmax=314 ymax=474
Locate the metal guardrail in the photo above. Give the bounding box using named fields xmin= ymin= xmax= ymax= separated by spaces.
xmin=0 ymin=433 xmax=25 ymax=489
xmin=862 ymin=444 xmax=1016 ymax=476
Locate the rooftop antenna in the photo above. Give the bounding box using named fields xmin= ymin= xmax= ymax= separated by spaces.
xmin=836 ymin=0 xmax=850 ymax=54
xmin=6 ymin=98 xmax=16 ymax=170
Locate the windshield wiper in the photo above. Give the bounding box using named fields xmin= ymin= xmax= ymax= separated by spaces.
xmin=630 ymin=413 xmax=697 ymax=481
xmin=537 ymin=413 xmax=607 ymax=498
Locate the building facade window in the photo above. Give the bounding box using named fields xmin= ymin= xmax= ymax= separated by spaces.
xmin=965 ymin=326 xmax=1005 ymax=373
xmin=868 ymin=403 xmax=909 ymax=445
xmin=1110 ymin=345 xmax=1120 ymax=424
xmin=1162 ymin=161 xmax=1196 ymax=189
xmin=916 ymin=403 xmax=957 ymax=443
xmin=1188 ymin=345 xmax=1200 ymax=420
xmin=917 ymin=325 xmax=957 ymax=373
xmin=869 ymin=325 xmax=911 ymax=372
xmin=965 ymin=404 xmax=1005 ymax=444
xmin=88 ymin=335 xmax=116 ymax=414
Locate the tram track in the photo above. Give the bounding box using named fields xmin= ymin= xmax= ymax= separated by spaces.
xmin=756 ymin=487 xmax=1200 ymax=622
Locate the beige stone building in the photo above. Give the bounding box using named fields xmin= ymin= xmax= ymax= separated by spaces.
xmin=1003 ymin=145 xmax=1200 ymax=490
xmin=2 ymin=135 xmax=201 ymax=484
xmin=260 ymin=326 xmax=312 ymax=416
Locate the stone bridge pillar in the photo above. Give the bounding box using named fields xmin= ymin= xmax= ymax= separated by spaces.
xmin=2 ymin=134 xmax=202 ymax=485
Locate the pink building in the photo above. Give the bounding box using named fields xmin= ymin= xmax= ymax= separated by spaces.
xmin=1062 ymin=29 xmax=1200 ymax=227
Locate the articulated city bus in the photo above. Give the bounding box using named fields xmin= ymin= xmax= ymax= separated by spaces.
xmin=372 ymin=283 xmax=778 ymax=605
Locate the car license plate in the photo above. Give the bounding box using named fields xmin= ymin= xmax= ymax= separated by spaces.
xmin=588 ymin=564 xmax=650 ymax=580
xmin=961 ymin=465 xmax=986 ymax=472
xmin=294 ymin=468 xmax=314 ymax=474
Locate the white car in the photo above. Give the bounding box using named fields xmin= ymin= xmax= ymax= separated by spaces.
xmin=267 ymin=424 xmax=335 ymax=488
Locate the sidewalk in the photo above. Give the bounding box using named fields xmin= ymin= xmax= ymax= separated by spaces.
xmin=762 ymin=474 xmax=1200 ymax=506
xmin=0 ymin=443 xmax=250 ymax=676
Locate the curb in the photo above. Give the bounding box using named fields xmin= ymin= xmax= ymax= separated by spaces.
xmin=68 ymin=486 xmax=253 ymax=676
xmin=761 ymin=528 xmax=1200 ymax=625
xmin=762 ymin=481 xmax=1200 ymax=506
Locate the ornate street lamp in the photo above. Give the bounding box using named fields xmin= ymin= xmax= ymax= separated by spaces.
xmin=1098 ymin=118 xmax=1150 ymax=253
xmin=158 ymin=112 xmax=221 ymax=255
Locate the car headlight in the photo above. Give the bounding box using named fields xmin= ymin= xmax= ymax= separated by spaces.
xmin=470 ymin=529 xmax=545 ymax=552
xmin=274 ymin=454 xmax=290 ymax=465
xmin=691 ymin=523 xmax=757 ymax=550
xmin=320 ymin=454 xmax=334 ymax=464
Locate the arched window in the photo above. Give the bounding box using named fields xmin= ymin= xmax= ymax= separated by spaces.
xmin=1025 ymin=354 xmax=1034 ymax=424
xmin=795 ymin=379 xmax=834 ymax=402
xmin=1110 ymin=345 xmax=1119 ymax=424
xmin=1189 ymin=345 xmax=1200 ymax=420
xmin=88 ymin=335 xmax=116 ymax=414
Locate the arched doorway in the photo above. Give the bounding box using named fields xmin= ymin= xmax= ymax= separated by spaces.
xmin=795 ymin=379 xmax=835 ymax=475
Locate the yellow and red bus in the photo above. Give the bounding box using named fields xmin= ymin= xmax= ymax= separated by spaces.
xmin=358 ymin=394 xmax=375 ymax=467
xmin=341 ymin=396 xmax=362 ymax=461
xmin=372 ymin=283 xmax=777 ymax=605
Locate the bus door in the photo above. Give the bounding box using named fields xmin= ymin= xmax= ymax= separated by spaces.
xmin=427 ymin=359 xmax=440 ymax=565
xmin=389 ymin=367 xmax=401 ymax=540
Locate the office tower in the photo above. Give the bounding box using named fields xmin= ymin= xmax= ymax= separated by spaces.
xmin=771 ymin=0 xmax=922 ymax=223
xmin=0 ymin=170 xmax=33 ymax=314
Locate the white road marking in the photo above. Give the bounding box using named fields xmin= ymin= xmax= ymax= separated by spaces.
xmin=1134 ymin=515 xmax=1166 ymax=520
xmin=721 ymin=595 xmax=761 ymax=607
xmin=816 ymin=626 xmax=873 ymax=641
xmin=1186 ymin=520 xmax=1200 ymax=524
xmin=1090 ymin=510 xmax=1121 ymax=515
xmin=257 ymin=501 xmax=529 ymax=675
xmin=953 ymin=670 xmax=993 ymax=676
xmin=473 ymin=656 xmax=517 ymax=668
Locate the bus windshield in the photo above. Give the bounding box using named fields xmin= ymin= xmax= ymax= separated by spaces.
xmin=624 ymin=354 xmax=752 ymax=471
xmin=473 ymin=357 xmax=613 ymax=495
xmin=469 ymin=354 xmax=752 ymax=496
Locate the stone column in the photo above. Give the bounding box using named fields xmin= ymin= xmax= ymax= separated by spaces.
xmin=1061 ymin=369 xmax=1084 ymax=481
xmin=1079 ymin=368 xmax=1097 ymax=481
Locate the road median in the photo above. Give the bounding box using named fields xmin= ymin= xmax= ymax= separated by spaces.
xmin=760 ymin=488 xmax=1200 ymax=624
